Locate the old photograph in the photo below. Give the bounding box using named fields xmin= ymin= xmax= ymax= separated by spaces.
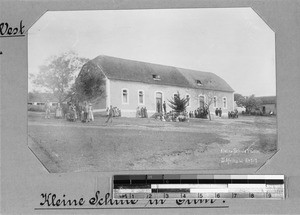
xmin=27 ymin=8 xmax=276 ymax=173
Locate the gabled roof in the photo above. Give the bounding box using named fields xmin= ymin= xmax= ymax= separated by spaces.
xmin=86 ymin=55 xmax=234 ymax=92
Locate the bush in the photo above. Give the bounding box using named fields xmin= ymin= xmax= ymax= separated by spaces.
xmin=168 ymin=92 xmax=189 ymax=113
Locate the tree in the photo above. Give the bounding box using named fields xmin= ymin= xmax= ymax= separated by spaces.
xmin=74 ymin=62 xmax=106 ymax=102
xmin=191 ymin=90 xmax=217 ymax=120
xmin=201 ymin=91 xmax=217 ymax=121
xmin=168 ymin=91 xmax=189 ymax=114
xmin=234 ymin=93 xmax=246 ymax=107
xmin=30 ymin=51 xmax=89 ymax=103
xmin=234 ymin=94 xmax=262 ymax=114
xmin=28 ymin=91 xmax=55 ymax=102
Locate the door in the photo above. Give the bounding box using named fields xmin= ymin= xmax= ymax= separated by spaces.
xmin=156 ymin=92 xmax=162 ymax=113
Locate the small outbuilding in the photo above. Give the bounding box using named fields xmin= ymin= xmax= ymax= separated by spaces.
xmin=257 ymin=96 xmax=276 ymax=115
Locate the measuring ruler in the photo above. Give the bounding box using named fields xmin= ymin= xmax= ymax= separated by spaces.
xmin=112 ymin=174 xmax=285 ymax=199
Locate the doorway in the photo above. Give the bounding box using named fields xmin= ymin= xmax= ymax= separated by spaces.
xmin=156 ymin=92 xmax=162 ymax=113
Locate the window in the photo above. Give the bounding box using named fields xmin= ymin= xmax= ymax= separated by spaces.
xmin=213 ymin=96 xmax=217 ymax=108
xmin=122 ymin=89 xmax=129 ymax=104
xmin=138 ymin=90 xmax=144 ymax=105
xmin=196 ymin=80 xmax=202 ymax=86
xmin=223 ymin=97 xmax=227 ymax=109
xmin=152 ymin=74 xmax=161 ymax=80
xmin=186 ymin=95 xmax=190 ymax=107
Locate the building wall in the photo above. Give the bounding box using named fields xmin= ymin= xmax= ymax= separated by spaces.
xmin=106 ymin=79 xmax=234 ymax=117
xmin=261 ymin=104 xmax=276 ymax=115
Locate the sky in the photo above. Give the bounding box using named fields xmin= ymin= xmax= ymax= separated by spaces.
xmin=28 ymin=8 xmax=276 ymax=96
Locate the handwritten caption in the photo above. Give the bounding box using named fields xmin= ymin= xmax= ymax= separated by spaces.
xmin=39 ymin=191 xmax=226 ymax=209
xmin=0 ymin=21 xmax=25 ymax=37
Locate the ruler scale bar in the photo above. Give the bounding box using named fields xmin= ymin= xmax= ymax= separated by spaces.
xmin=113 ymin=175 xmax=285 ymax=199
xmin=152 ymin=188 xmax=190 ymax=193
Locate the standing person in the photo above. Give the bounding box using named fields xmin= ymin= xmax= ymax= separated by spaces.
xmin=61 ymin=103 xmax=68 ymax=119
xmin=157 ymin=101 xmax=161 ymax=113
xmin=144 ymin=107 xmax=148 ymax=118
xmin=106 ymin=105 xmax=113 ymax=123
xmin=83 ymin=101 xmax=89 ymax=122
xmin=55 ymin=103 xmax=62 ymax=118
xmin=88 ymin=103 xmax=94 ymax=122
xmin=219 ymin=108 xmax=222 ymax=117
xmin=163 ymin=101 xmax=166 ymax=114
xmin=75 ymin=101 xmax=81 ymax=120
xmin=136 ymin=107 xmax=140 ymax=118
xmin=234 ymin=109 xmax=238 ymax=118
xmin=215 ymin=108 xmax=219 ymax=117
xmin=81 ymin=104 xmax=85 ymax=122
xmin=73 ymin=103 xmax=78 ymax=120
xmin=45 ymin=100 xmax=51 ymax=119
xmin=141 ymin=107 xmax=144 ymax=118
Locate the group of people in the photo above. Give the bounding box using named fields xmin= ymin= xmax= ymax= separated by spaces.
xmin=80 ymin=101 xmax=94 ymax=123
xmin=44 ymin=100 xmax=94 ymax=123
xmin=215 ymin=108 xmax=223 ymax=117
xmin=136 ymin=106 xmax=148 ymax=118
xmin=188 ymin=108 xmax=209 ymax=118
xmin=228 ymin=109 xmax=239 ymax=118
xmin=156 ymin=101 xmax=167 ymax=114
xmin=106 ymin=106 xmax=121 ymax=117
xmin=64 ymin=101 xmax=94 ymax=122
xmin=105 ymin=105 xmax=121 ymax=123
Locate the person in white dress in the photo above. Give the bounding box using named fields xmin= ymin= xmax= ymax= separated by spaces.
xmin=88 ymin=103 xmax=94 ymax=122
xmin=45 ymin=100 xmax=51 ymax=119
xmin=55 ymin=103 xmax=62 ymax=118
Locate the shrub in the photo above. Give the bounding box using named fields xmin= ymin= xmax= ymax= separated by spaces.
xmin=168 ymin=91 xmax=189 ymax=113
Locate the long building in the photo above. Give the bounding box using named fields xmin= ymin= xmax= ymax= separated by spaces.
xmin=76 ymin=55 xmax=235 ymax=117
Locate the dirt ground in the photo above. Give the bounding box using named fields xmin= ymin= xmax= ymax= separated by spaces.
xmin=27 ymin=112 xmax=277 ymax=173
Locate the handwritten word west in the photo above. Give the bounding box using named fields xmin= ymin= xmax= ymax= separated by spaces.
xmin=0 ymin=21 xmax=25 ymax=37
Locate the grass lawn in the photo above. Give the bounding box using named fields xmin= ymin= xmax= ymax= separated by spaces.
xmin=28 ymin=112 xmax=277 ymax=173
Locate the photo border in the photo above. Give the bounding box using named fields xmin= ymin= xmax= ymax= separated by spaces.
xmin=1 ymin=0 xmax=300 ymax=214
